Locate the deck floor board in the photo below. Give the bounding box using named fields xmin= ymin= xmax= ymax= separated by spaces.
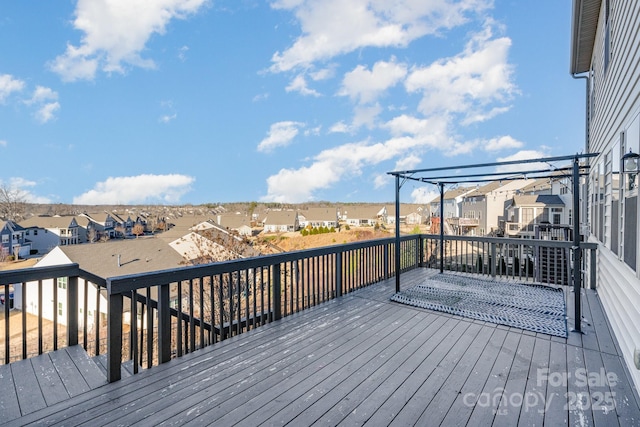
xmin=3 ymin=268 xmax=640 ymax=426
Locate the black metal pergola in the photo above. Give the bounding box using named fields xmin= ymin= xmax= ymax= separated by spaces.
xmin=387 ymin=152 xmax=598 ymax=332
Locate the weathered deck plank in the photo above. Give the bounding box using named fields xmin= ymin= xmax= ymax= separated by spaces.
xmin=0 ymin=363 xmax=21 ymax=421
xmin=4 ymin=268 xmax=640 ymax=426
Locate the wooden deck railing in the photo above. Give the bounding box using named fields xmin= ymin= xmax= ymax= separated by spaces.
xmin=0 ymin=234 xmax=597 ymax=383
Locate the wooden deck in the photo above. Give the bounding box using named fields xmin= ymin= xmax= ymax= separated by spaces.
xmin=3 ymin=268 xmax=640 ymax=426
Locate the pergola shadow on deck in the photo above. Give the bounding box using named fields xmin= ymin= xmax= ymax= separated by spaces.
xmin=6 ymin=268 xmax=640 ymax=426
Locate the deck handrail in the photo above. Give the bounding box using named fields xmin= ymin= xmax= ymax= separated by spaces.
xmin=0 ymin=233 xmax=597 ymax=383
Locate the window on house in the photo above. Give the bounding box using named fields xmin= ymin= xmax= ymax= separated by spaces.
xmin=58 ymin=302 xmax=63 ymax=317
xmin=57 ymin=277 xmax=68 ymax=289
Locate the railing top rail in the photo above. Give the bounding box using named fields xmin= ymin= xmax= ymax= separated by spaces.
xmin=0 ymin=263 xmax=81 ymax=285
xmin=421 ymin=233 xmax=586 ymax=248
xmin=107 ymin=236 xmax=400 ymax=294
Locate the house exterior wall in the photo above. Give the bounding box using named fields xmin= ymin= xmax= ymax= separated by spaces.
xmin=24 ymin=228 xmax=61 ymax=254
xmin=21 ymin=247 xmax=108 ymax=327
xmin=576 ymin=0 xmax=640 ymax=391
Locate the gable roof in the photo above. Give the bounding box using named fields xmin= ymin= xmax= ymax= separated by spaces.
xmin=298 ymin=207 xmax=338 ymax=221
xmin=19 ymin=215 xmax=79 ymax=229
xmin=264 ymin=210 xmax=298 ymax=225
xmin=511 ymin=195 xmax=565 ymax=207
xmin=340 ymin=205 xmax=385 ymax=219
xmin=46 ymin=238 xmax=185 ymax=279
xmin=429 ymin=187 xmax=475 ymax=204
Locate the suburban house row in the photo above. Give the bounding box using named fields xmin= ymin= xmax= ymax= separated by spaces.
xmin=1 ymin=176 xmax=577 ymax=261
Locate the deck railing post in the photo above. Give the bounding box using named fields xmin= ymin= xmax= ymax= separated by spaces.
xmin=418 ymin=235 xmax=424 ymax=268
xmin=490 ymin=242 xmax=497 ymax=278
xmin=67 ymin=275 xmax=79 ymax=347
xmin=273 ymin=263 xmax=282 ymax=321
xmin=383 ymin=243 xmax=389 ymax=280
xmin=158 ymin=283 xmax=171 ymax=364
xmin=336 ymin=252 xmax=343 ymax=297
xmin=572 ymin=156 xmax=582 ymax=333
xmin=590 ymin=247 xmax=597 ymax=289
xmin=107 ymin=290 xmax=123 ymax=383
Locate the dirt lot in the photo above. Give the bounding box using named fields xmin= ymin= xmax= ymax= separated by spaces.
xmin=257 ymin=228 xmax=395 ymax=252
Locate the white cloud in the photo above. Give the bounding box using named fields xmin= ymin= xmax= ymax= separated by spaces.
xmin=35 ymin=102 xmax=61 ymax=124
xmin=49 ymin=0 xmax=208 ymax=82
xmin=483 ymin=135 xmax=523 ymax=151
xmin=262 ymin=134 xmax=432 ymax=202
xmin=410 ymin=186 xmax=439 ymax=204
xmin=178 ymin=45 xmax=190 ymax=62
xmin=0 ymin=74 xmax=25 ymax=102
xmin=373 ymin=173 xmax=388 ymax=189
xmin=352 ymin=103 xmax=383 ymax=129
xmin=73 ymin=174 xmax=194 ymax=204
xmin=1 ymin=177 xmax=52 ymax=204
xmin=405 ymin=20 xmax=516 ymax=123
xmin=285 ymin=74 xmax=321 ymax=96
xmin=495 ymin=149 xmax=552 ymax=174
xmin=394 ymin=154 xmax=422 ymax=171
xmin=338 ymin=58 xmax=407 ymax=104
xmin=29 ymin=86 xmax=58 ymax=103
xmin=257 ymin=121 xmax=305 ymax=152
xmin=0 ymin=140 xmax=7 ymax=147
xmin=269 ymin=0 xmax=490 ymax=72
xmin=24 ymin=86 xmax=61 ymax=123
xmin=329 ymin=121 xmax=350 ymax=134
xmin=160 ymin=113 xmax=177 ymax=123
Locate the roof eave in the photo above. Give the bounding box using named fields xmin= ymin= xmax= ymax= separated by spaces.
xmin=570 ymin=0 xmax=601 ymax=75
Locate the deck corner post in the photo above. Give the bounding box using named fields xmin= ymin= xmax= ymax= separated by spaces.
xmin=572 ymin=155 xmax=583 ymax=333
xmin=67 ymin=274 xmax=79 ymax=347
xmin=107 ymin=286 xmax=123 ymax=383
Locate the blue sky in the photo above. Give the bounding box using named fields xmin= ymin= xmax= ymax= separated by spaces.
xmin=0 ymin=0 xmax=584 ymax=205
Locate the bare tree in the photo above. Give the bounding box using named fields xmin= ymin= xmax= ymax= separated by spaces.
xmin=132 ymin=224 xmax=145 ymax=238
xmin=0 ymin=184 xmax=26 ymax=221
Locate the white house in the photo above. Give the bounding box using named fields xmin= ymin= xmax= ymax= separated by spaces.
xmin=571 ymin=0 xmax=640 ymax=390
xmin=20 ymin=238 xmax=185 ymax=329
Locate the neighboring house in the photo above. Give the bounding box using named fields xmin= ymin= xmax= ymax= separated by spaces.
xmin=81 ymin=213 xmax=120 ymax=241
xmin=298 ymin=207 xmax=339 ymax=229
xmin=214 ymin=213 xmax=254 ymax=237
xmin=19 ymin=238 xmax=186 ymax=329
xmin=429 ymin=187 xmax=475 ymax=220
xmin=340 ymin=205 xmax=386 ymax=227
xmin=385 ymin=204 xmax=427 ymax=226
xmin=263 ymin=211 xmax=299 ymax=233
xmin=170 ymin=219 xmax=260 ymax=263
xmin=504 ymin=195 xmax=566 ymax=238
xmin=459 ymin=179 xmax=531 ymax=236
xmin=19 ymin=215 xmax=86 ymax=254
xmin=0 ymin=220 xmax=31 ymax=259
xmin=517 ymin=177 xmax=552 ymax=196
xmin=571 ymin=0 xmax=640 ymax=391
